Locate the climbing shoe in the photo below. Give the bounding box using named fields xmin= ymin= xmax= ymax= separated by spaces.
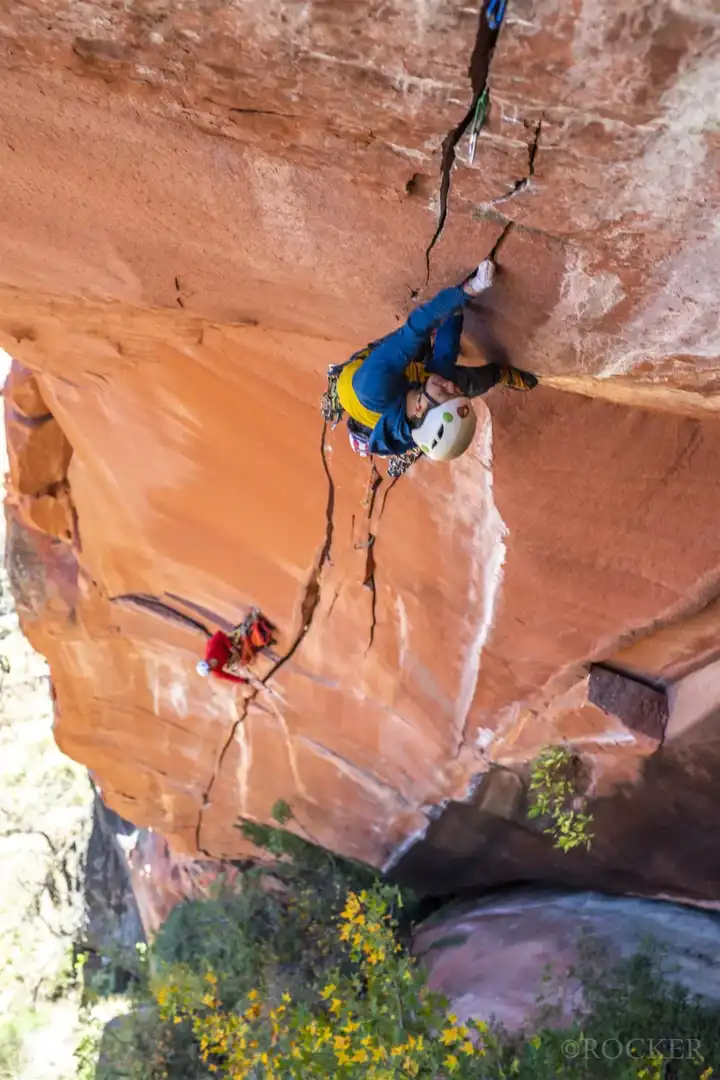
xmin=498 ymin=366 xmax=538 ymax=391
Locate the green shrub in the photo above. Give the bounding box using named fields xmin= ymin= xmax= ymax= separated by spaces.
xmin=528 ymin=744 xmax=594 ymax=852
xmin=152 ymin=885 xmax=718 ymax=1080
xmin=79 ymin=800 xmax=719 ymax=1080
xmin=0 ymin=1018 xmax=24 ymax=1080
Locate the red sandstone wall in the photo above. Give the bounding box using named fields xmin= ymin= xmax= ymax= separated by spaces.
xmin=1 ymin=1 xmax=719 ymax=867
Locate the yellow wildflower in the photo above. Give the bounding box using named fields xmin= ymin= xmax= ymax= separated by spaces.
xmin=461 ymin=1040 xmax=475 ymax=1055
xmin=342 ymin=894 xmax=361 ymax=920
xmin=445 ymin=1054 xmax=459 ymax=1072
xmin=248 ymin=989 xmax=259 ymax=1002
xmin=330 ymin=998 xmax=343 ymax=1015
xmin=320 ymin=983 xmax=336 ymax=1000
xmin=334 ymin=1035 xmax=350 ymax=1051
xmin=440 ymin=1028 xmax=459 ymax=1045
xmin=281 ymin=992 xmax=292 ymax=1003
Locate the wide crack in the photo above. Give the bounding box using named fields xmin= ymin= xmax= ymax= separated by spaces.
xmin=423 ymin=2 xmax=508 ymax=285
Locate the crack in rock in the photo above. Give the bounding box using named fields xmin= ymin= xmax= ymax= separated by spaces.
xmin=197 ymin=420 xmax=337 ymax=856
xmin=489 ymin=116 xmax=543 ymax=205
xmin=362 ymin=464 xmax=383 ymax=653
xmin=110 ymin=593 xmax=211 ymax=637
xmin=423 ymin=2 xmax=508 ymax=285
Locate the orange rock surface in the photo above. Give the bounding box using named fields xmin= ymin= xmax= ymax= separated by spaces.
xmin=1 ymin=1 xmax=720 ymax=873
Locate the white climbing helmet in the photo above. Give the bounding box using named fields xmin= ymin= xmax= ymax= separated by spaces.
xmin=196 ymin=659 xmax=211 ymax=677
xmin=411 ymin=397 xmax=477 ymax=462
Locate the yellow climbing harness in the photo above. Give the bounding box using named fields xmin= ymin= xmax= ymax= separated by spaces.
xmin=336 ymin=351 xmax=428 ymax=432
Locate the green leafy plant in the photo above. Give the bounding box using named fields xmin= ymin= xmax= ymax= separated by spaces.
xmin=151 ymin=884 xmax=718 ymax=1080
xmin=527 ymin=745 xmax=594 ymax=852
xmin=154 ymin=883 xmax=512 ymax=1078
xmin=80 ymin=797 xmax=720 ymax=1080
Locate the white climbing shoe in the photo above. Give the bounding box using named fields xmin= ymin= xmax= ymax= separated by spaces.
xmin=464 ymin=259 xmax=496 ymax=296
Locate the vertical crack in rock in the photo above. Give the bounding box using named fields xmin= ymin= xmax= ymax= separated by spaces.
xmin=364 ymin=543 xmax=378 ymax=653
xmin=423 ymin=102 xmax=478 ymax=283
xmin=266 ymin=419 xmax=336 ymax=679
xmin=362 ymin=469 xmax=406 ymax=653
xmin=362 ymin=464 xmax=383 ymax=653
xmin=423 ymin=3 xmax=507 ymax=283
xmin=196 ymin=694 xmax=253 ymax=857
xmin=196 ymin=421 xmax=338 ymax=856
xmin=488 ymin=219 xmax=516 ymax=261
xmin=490 ymin=116 xmax=543 ymax=205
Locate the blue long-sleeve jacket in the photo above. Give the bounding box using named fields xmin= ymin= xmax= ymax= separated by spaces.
xmin=351 ymin=286 xmax=469 ymax=456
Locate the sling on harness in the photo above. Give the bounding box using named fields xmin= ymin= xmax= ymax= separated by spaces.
xmin=321 ymin=346 xmax=428 ymax=472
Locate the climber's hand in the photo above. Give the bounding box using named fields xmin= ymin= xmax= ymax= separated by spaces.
xmin=463 ymin=259 xmax=495 ymax=296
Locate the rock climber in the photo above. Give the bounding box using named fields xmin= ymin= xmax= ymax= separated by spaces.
xmin=322 ymin=260 xmax=537 ymax=469
xmin=196 ymin=609 xmax=276 ymax=686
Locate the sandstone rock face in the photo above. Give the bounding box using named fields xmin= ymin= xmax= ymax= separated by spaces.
xmin=415 ymin=889 xmax=720 ymax=1032
xmin=1 ymin=2 xmax=720 ymax=884
xmin=114 ymin=823 xmax=240 ymax=936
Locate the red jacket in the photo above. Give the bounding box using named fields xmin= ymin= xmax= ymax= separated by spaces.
xmin=205 ymin=631 xmax=247 ymax=684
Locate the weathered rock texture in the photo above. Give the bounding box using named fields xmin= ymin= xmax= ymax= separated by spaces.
xmin=416 ymin=889 xmax=720 ymax=1032
xmin=1 ymin=2 xmax=720 ymax=887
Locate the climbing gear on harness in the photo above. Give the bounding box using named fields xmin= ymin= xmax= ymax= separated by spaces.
xmin=321 ymin=368 xmax=344 ymax=427
xmin=411 ymin=397 xmax=477 ymax=462
xmin=322 ymin=346 xmax=377 ymax=456
xmin=464 ymin=259 xmax=495 ymax=296
xmin=498 ymin=366 xmax=538 ymax=391
xmin=229 ymin=608 xmax=276 ymax=666
xmin=347 ymin=418 xmax=372 ymax=458
xmin=322 ymin=344 xmax=429 ymax=459
xmin=196 ymin=659 xmax=211 ymax=677
xmin=388 ymin=446 xmax=423 ymax=478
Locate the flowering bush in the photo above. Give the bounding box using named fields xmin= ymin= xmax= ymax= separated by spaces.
xmin=153 ymin=885 xmax=504 ymax=1078
xmin=93 ymin=808 xmax=719 ymax=1080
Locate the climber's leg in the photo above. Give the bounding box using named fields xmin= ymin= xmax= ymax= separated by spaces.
xmin=453 ymin=363 xmax=537 ymax=397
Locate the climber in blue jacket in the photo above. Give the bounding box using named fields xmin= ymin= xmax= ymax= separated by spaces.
xmin=325 ymin=261 xmax=537 ymax=465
